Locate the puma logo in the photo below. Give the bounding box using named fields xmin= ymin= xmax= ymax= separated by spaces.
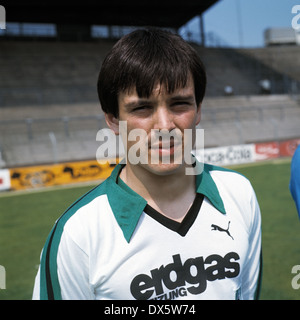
xmin=211 ymin=221 xmax=234 ymax=240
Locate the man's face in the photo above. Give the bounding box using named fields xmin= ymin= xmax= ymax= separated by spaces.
xmin=116 ymin=74 xmax=201 ymax=176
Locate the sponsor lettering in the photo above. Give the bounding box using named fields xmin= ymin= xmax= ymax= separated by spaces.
xmin=203 ymin=145 xmax=254 ymax=166
xmin=130 ymin=252 xmax=240 ymax=300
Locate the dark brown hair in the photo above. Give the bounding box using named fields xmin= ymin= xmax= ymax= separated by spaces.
xmin=97 ymin=28 xmax=206 ymax=118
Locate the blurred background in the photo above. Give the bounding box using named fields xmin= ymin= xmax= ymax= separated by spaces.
xmin=0 ymin=0 xmax=299 ymax=300
xmin=0 ymin=0 xmax=299 ymax=171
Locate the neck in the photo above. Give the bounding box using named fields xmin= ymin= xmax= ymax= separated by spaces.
xmin=119 ymin=163 xmax=196 ymax=221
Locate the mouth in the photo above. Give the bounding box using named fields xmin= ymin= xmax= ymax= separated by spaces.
xmin=150 ymin=140 xmax=181 ymax=156
xmin=157 ymin=145 xmax=175 ymax=156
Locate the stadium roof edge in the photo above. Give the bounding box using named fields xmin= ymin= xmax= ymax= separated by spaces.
xmin=1 ymin=1 xmax=220 ymax=29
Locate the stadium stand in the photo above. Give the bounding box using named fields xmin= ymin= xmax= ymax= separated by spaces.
xmin=0 ymin=40 xmax=114 ymax=106
xmin=0 ymin=39 xmax=300 ymax=167
xmin=200 ymin=94 xmax=300 ymax=148
xmin=0 ymin=40 xmax=299 ymax=107
xmin=238 ymin=46 xmax=300 ymax=89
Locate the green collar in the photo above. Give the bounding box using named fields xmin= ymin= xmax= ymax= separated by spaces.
xmin=106 ymin=162 xmax=226 ymax=243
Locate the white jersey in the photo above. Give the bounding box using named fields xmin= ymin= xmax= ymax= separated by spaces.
xmin=33 ymin=162 xmax=262 ymax=300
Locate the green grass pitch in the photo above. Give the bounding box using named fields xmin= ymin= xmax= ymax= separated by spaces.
xmin=0 ymin=159 xmax=299 ymax=300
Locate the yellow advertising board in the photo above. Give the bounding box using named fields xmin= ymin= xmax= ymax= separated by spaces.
xmin=9 ymin=159 xmax=120 ymax=190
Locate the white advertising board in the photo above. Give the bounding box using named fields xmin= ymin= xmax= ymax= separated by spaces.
xmin=195 ymin=144 xmax=256 ymax=166
xmin=0 ymin=169 xmax=11 ymax=191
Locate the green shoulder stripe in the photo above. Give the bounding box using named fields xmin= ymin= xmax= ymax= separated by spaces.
xmin=39 ymin=181 xmax=107 ymax=300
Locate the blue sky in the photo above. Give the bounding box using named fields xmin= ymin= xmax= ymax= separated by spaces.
xmin=180 ymin=0 xmax=300 ymax=47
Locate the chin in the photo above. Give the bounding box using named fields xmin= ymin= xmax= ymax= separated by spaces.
xmin=141 ymin=162 xmax=185 ymax=176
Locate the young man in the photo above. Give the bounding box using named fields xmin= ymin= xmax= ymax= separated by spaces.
xmin=33 ymin=28 xmax=262 ymax=300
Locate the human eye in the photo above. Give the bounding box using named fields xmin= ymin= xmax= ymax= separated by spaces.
xmin=130 ymin=104 xmax=153 ymax=116
xmin=132 ymin=105 xmax=151 ymax=111
xmin=170 ymin=100 xmax=193 ymax=112
xmin=173 ymin=101 xmax=191 ymax=106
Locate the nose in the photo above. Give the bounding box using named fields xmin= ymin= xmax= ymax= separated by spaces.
xmin=153 ymin=106 xmax=175 ymax=131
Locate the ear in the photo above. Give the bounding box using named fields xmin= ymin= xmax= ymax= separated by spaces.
xmin=196 ymin=103 xmax=201 ymax=125
xmin=105 ymin=113 xmax=120 ymax=135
